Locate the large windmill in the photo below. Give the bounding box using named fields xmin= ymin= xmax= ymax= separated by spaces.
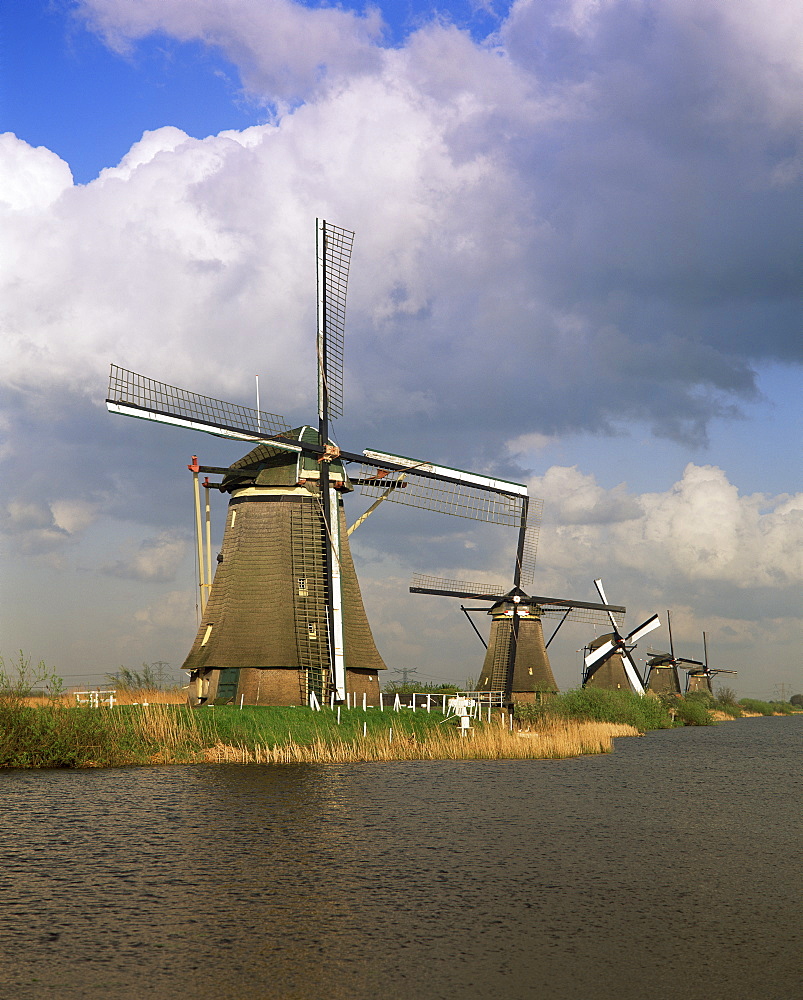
xmin=107 ymin=220 xmax=532 ymax=707
xmin=409 ymin=526 xmax=627 ymax=703
xmin=685 ymin=632 xmax=737 ymax=694
xmin=582 ymin=579 xmax=660 ymax=695
xmin=644 ymin=610 xmax=703 ymax=696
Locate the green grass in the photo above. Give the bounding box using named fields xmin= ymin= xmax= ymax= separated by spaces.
xmin=515 ymin=688 xmax=677 ymax=730
xmin=192 ymin=703 xmax=451 ymax=747
xmin=0 ymin=702 xmax=453 ymax=768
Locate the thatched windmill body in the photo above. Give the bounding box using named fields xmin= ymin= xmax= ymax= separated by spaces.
xmin=410 ymin=529 xmax=628 ymax=703
xmin=685 ymin=632 xmax=737 ymax=694
xmin=644 ymin=610 xmax=703 ymax=696
xmin=582 ymin=579 xmax=660 ymax=695
xmin=107 ymin=221 xmax=532 ymax=707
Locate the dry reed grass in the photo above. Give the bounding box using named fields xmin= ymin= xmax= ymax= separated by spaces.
xmin=20 ymin=688 xmax=186 ymax=707
xmin=104 ymin=688 xmax=186 ymax=706
xmin=200 ymin=719 xmax=640 ymax=765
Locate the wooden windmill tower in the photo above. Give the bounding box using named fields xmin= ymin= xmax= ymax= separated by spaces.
xmin=409 ymin=524 xmax=628 ymax=703
xmin=685 ymin=632 xmax=737 ymax=694
xmin=107 ymin=220 xmax=533 ymax=707
xmin=582 ymin=579 xmax=660 ymax=695
xmin=644 ymin=610 xmax=703 ymax=696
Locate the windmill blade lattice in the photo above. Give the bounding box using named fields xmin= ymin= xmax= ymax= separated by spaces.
xmin=410 ymin=574 xmax=507 ymax=598
xmin=357 ymin=460 xmax=527 ymax=527
xmin=317 ymin=221 xmax=354 ymax=421
xmin=517 ymin=500 xmax=543 ymax=588
xmin=107 ymin=366 xmax=292 ymax=442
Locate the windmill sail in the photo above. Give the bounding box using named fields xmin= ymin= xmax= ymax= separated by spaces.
xmin=582 ymin=579 xmax=660 ymax=696
xmin=518 ymin=502 xmax=543 ymax=588
xmin=107 ymin=366 xmax=293 ymax=443
xmin=317 ymin=220 xmax=353 ymax=421
xmin=359 ymin=450 xmax=528 ymax=525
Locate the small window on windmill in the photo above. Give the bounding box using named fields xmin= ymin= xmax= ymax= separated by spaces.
xmin=230 ymin=510 xmax=237 ymax=527
xmin=297 ymin=578 xmax=308 ymax=597
xmin=307 ymin=622 xmax=317 ymax=640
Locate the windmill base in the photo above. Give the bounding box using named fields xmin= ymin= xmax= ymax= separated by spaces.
xmin=187 ymin=666 xmax=381 ymax=707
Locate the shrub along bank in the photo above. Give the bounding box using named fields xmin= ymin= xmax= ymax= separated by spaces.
xmin=514 ymin=688 xmax=758 ymax=729
xmin=738 ymin=698 xmax=796 ymax=716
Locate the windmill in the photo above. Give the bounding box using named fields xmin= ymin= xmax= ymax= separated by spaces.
xmin=107 ymin=220 xmax=532 ymax=707
xmin=582 ymin=579 xmax=660 ymax=695
xmin=644 ymin=610 xmax=703 ymax=696
xmin=409 ymin=525 xmax=628 ymax=703
xmin=685 ymin=632 xmax=737 ymax=694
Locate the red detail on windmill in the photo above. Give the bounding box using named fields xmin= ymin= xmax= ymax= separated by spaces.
xmin=317 ymin=443 xmax=341 ymax=463
xmin=188 ymin=455 xmax=200 ymax=473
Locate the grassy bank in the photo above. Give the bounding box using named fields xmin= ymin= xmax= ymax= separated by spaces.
xmin=0 ymin=700 xmax=640 ymax=769
xmin=3 ymin=679 xmax=797 ymax=769
xmin=511 ymin=687 xmax=794 ymax=728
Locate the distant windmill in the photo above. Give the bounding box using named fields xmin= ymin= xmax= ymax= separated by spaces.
xmin=644 ymin=610 xmax=703 ymax=696
xmin=409 ymin=529 xmax=627 ymax=703
xmin=685 ymin=632 xmax=737 ymax=694
xmin=107 ymin=220 xmax=532 ymax=707
xmin=582 ymin=579 xmax=660 ymax=695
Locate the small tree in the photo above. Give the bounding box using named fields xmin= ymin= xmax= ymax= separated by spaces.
xmin=0 ymin=651 xmax=63 ymax=705
xmin=716 ymin=686 xmax=738 ymax=706
xmin=790 ymin=694 xmax=803 ymax=708
xmin=105 ymin=662 xmax=173 ymax=691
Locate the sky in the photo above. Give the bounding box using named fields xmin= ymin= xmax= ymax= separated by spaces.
xmin=1 ymin=0 xmax=801 ymax=698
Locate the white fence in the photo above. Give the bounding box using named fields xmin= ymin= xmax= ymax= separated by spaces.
xmin=74 ymin=689 xmax=117 ymax=708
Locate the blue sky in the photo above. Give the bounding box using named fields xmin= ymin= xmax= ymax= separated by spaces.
xmin=1 ymin=0 xmax=801 ymax=696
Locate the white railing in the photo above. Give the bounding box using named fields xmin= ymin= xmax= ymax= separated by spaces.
xmin=74 ymin=689 xmax=116 ymax=708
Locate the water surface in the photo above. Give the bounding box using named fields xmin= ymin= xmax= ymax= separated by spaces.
xmin=0 ymin=717 xmax=800 ymax=999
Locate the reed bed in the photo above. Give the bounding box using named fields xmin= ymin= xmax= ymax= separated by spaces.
xmin=200 ymin=719 xmax=640 ymax=765
xmin=0 ymin=699 xmax=640 ymax=768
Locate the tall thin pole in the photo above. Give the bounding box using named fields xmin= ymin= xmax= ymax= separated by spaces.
xmin=189 ymin=456 xmax=206 ymax=614
xmin=204 ymin=480 xmax=213 ymax=602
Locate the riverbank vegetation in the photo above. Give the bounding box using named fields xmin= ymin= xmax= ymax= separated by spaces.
xmin=2 ymin=653 xmax=799 ymax=769
xmin=0 ymin=700 xmax=640 ymax=768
